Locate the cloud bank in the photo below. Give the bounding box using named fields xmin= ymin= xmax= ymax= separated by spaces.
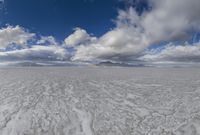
xmin=0 ymin=45 xmax=69 ymax=61
xmin=141 ymin=42 xmax=200 ymax=62
xmin=0 ymin=26 xmax=69 ymax=63
xmin=0 ymin=0 xmax=200 ymax=66
xmin=71 ymin=0 xmax=200 ymax=62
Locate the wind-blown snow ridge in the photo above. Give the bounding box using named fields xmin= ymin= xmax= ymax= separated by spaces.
xmin=0 ymin=67 xmax=200 ymax=135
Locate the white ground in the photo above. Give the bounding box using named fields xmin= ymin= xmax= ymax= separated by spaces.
xmin=0 ymin=67 xmax=200 ymax=135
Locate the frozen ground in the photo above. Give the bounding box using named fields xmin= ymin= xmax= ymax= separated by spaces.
xmin=0 ymin=67 xmax=200 ymax=135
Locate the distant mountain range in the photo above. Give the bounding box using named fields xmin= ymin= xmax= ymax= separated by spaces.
xmin=0 ymin=61 xmax=80 ymax=67
xmin=96 ymin=61 xmax=145 ymax=67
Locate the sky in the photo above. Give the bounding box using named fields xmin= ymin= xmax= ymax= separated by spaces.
xmin=0 ymin=0 xmax=200 ymax=66
xmin=1 ymin=0 xmax=121 ymax=39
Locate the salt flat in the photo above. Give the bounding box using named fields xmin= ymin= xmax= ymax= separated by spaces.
xmin=0 ymin=67 xmax=200 ymax=135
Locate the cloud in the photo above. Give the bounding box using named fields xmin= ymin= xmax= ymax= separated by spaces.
xmin=37 ymin=36 xmax=58 ymax=45
xmin=71 ymin=0 xmax=200 ymax=62
xmin=142 ymin=0 xmax=200 ymax=43
xmin=140 ymin=42 xmax=200 ymax=62
xmin=64 ymin=28 xmax=96 ymax=47
xmin=72 ymin=8 xmax=149 ymax=61
xmin=0 ymin=45 xmax=69 ymax=61
xmin=0 ymin=25 xmax=70 ymax=63
xmin=72 ymin=26 xmax=148 ymax=61
xmin=0 ymin=26 xmax=35 ymax=49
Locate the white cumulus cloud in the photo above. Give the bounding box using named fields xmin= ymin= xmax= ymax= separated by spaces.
xmin=71 ymin=0 xmax=200 ymax=62
xmin=142 ymin=0 xmax=200 ymax=43
xmin=72 ymin=8 xmax=149 ymax=61
xmin=0 ymin=26 xmax=35 ymax=49
xmin=37 ymin=36 xmax=58 ymax=45
xmin=64 ymin=28 xmax=96 ymax=47
xmin=0 ymin=26 xmax=70 ymax=63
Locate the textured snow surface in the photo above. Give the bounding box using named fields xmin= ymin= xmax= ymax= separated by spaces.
xmin=0 ymin=67 xmax=200 ymax=135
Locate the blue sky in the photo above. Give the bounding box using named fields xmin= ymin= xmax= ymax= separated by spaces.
xmin=1 ymin=0 xmax=122 ymax=39
xmin=0 ymin=0 xmax=151 ymax=39
xmin=0 ymin=0 xmax=200 ymax=66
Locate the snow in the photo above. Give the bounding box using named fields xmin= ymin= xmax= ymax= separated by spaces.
xmin=0 ymin=67 xmax=200 ymax=135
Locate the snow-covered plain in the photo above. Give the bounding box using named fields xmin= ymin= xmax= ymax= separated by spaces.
xmin=0 ymin=67 xmax=200 ymax=135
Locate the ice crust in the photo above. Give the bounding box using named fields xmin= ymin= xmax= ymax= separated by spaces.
xmin=0 ymin=67 xmax=200 ymax=135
